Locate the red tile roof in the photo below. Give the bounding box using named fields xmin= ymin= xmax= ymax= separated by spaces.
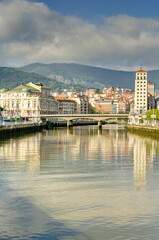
xmin=54 ymin=97 xmax=75 ymax=102
xmin=136 ymin=69 xmax=147 ymax=72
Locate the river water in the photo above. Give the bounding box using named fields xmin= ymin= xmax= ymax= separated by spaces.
xmin=0 ymin=125 xmax=159 ymax=240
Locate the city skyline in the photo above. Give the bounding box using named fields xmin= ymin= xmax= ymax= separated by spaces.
xmin=1 ymin=0 xmax=159 ymax=70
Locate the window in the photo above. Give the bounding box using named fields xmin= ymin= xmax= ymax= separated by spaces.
xmin=144 ymin=76 xmax=146 ymax=79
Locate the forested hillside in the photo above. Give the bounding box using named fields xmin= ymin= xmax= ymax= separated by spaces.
xmin=0 ymin=67 xmax=85 ymax=91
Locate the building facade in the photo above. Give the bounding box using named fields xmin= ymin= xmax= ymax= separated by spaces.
xmin=148 ymin=82 xmax=155 ymax=109
xmin=0 ymin=82 xmax=58 ymax=118
xmin=70 ymin=96 xmax=90 ymax=114
xmin=94 ymin=99 xmax=113 ymax=113
xmin=55 ymin=98 xmax=77 ymax=114
xmin=134 ymin=69 xmax=148 ymax=114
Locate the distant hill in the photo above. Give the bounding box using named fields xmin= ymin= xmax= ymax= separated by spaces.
xmin=0 ymin=67 xmax=85 ymax=91
xmin=19 ymin=63 xmax=159 ymax=90
xmin=1 ymin=64 xmax=159 ymax=91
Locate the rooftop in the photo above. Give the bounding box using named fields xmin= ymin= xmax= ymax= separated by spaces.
xmin=136 ymin=69 xmax=147 ymax=73
xmin=7 ymin=83 xmax=33 ymax=93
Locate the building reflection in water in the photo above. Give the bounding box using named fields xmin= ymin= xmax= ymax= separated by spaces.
xmin=1 ymin=126 xmax=159 ymax=239
xmin=0 ymin=133 xmax=42 ymax=172
xmin=129 ymin=134 xmax=156 ymax=191
xmin=0 ymin=126 xmax=158 ymax=190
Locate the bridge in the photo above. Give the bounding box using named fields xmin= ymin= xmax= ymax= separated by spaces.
xmin=41 ymin=113 xmax=129 ymax=128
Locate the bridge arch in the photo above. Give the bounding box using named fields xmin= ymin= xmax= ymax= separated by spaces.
xmin=41 ymin=114 xmax=129 ymax=128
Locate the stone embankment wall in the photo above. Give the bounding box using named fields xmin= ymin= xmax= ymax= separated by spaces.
xmin=127 ymin=124 xmax=159 ymax=137
xmin=0 ymin=123 xmax=45 ymax=138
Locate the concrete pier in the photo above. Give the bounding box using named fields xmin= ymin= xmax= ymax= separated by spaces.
xmin=0 ymin=123 xmax=45 ymax=138
xmin=67 ymin=120 xmax=73 ymax=128
xmin=98 ymin=121 xmax=102 ymax=129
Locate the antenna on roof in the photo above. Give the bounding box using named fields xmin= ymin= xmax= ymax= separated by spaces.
xmin=140 ymin=64 xmax=143 ymax=70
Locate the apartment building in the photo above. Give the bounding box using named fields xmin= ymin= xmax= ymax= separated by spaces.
xmin=134 ymin=69 xmax=148 ymax=113
xmin=55 ymin=98 xmax=77 ymax=114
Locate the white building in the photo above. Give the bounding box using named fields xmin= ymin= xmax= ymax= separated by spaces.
xmin=134 ymin=69 xmax=148 ymax=114
xmin=0 ymin=82 xmax=58 ymax=119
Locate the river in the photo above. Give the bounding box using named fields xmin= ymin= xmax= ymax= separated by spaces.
xmin=0 ymin=125 xmax=159 ymax=240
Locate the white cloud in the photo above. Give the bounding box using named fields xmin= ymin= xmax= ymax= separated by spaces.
xmin=1 ymin=0 xmax=159 ymax=70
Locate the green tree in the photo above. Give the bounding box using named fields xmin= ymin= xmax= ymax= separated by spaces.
xmin=144 ymin=109 xmax=159 ymax=120
xmin=96 ymin=88 xmax=101 ymax=94
xmin=90 ymin=105 xmax=101 ymax=114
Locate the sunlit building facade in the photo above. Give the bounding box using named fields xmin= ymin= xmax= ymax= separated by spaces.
xmin=0 ymin=82 xmax=58 ymax=118
xmin=134 ymin=69 xmax=148 ymax=114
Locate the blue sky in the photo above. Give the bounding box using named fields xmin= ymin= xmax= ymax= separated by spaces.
xmin=1 ymin=0 xmax=159 ymax=70
xmin=32 ymin=0 xmax=159 ymax=20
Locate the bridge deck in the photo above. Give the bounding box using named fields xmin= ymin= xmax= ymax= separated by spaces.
xmin=40 ymin=114 xmax=129 ymax=120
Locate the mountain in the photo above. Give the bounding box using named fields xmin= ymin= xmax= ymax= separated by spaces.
xmin=19 ymin=63 xmax=159 ymax=90
xmin=1 ymin=64 xmax=159 ymax=91
xmin=19 ymin=63 xmax=135 ymax=89
xmin=0 ymin=67 xmax=85 ymax=91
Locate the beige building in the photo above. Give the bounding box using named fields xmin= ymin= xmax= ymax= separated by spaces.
xmin=55 ymin=98 xmax=77 ymax=114
xmin=134 ymin=69 xmax=148 ymax=114
xmin=0 ymin=82 xmax=58 ymax=118
xmin=94 ymin=99 xmax=113 ymax=113
xmin=70 ymin=96 xmax=90 ymax=114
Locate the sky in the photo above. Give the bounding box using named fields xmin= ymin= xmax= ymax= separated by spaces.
xmin=1 ymin=0 xmax=159 ymax=70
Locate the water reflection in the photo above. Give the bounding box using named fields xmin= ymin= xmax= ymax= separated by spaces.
xmin=128 ymin=134 xmax=156 ymax=191
xmin=0 ymin=126 xmax=158 ymax=185
xmin=0 ymin=133 xmax=41 ymax=172
xmin=0 ymin=126 xmax=159 ymax=239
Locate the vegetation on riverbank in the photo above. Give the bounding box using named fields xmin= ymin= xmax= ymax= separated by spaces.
xmin=90 ymin=105 xmax=101 ymax=114
xmin=127 ymin=124 xmax=159 ymax=139
xmin=142 ymin=109 xmax=159 ymax=120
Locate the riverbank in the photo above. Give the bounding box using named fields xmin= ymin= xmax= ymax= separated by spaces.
xmin=0 ymin=123 xmax=45 ymax=138
xmin=127 ymin=124 xmax=159 ymax=138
